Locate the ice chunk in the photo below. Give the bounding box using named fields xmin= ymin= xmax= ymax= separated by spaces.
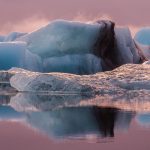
xmin=17 ymin=20 xmax=101 ymax=57
xmin=134 ymin=28 xmax=150 ymax=46
xmin=0 ymin=42 xmax=26 ymax=70
xmin=10 ymin=70 xmax=94 ymax=93
xmin=24 ymin=49 xmax=43 ymax=71
xmin=17 ymin=20 xmax=141 ymax=65
xmin=43 ymin=54 xmax=102 ymax=74
xmin=115 ymin=27 xmax=140 ymax=64
xmin=0 ymin=42 xmax=42 ymax=71
xmin=4 ymin=32 xmax=27 ymax=42
xmin=134 ymin=41 xmax=150 ymax=60
xmin=0 ymin=20 xmax=144 ymax=74
xmin=143 ymin=61 xmax=150 ymax=64
xmin=0 ymin=35 xmax=5 ymax=42
xmin=134 ymin=28 xmax=150 ymax=60
xmin=9 ymin=64 xmax=150 ymax=94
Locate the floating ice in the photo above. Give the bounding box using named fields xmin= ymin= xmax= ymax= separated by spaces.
xmin=0 ymin=19 xmax=148 ymax=74
xmin=9 ymin=64 xmax=150 ymax=93
xmin=0 ymin=35 xmax=5 ymax=42
xmin=17 ymin=20 xmax=141 ymax=64
xmin=0 ymin=42 xmax=42 ymax=71
xmin=4 ymin=32 xmax=27 ymax=42
xmin=17 ymin=20 xmax=101 ymax=58
xmin=134 ymin=28 xmax=150 ymax=46
xmin=43 ymin=54 xmax=102 ymax=74
xmin=143 ymin=60 xmax=150 ymax=64
xmin=0 ymin=20 xmax=104 ymax=74
xmin=115 ymin=27 xmax=141 ymax=64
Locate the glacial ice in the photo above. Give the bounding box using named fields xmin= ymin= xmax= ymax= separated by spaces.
xmin=144 ymin=61 xmax=150 ymax=64
xmin=0 ymin=63 xmax=149 ymax=112
xmin=134 ymin=28 xmax=150 ymax=60
xmin=0 ymin=20 xmax=150 ymax=140
xmin=0 ymin=19 xmax=149 ymax=74
xmin=4 ymin=32 xmax=27 ymax=42
xmin=16 ymin=20 xmax=141 ymax=64
xmin=0 ymin=42 xmax=42 ymax=71
xmin=0 ymin=20 xmax=104 ymax=73
xmin=43 ymin=54 xmax=102 ymax=74
xmin=0 ymin=35 xmax=5 ymax=42
xmin=115 ymin=27 xmax=140 ymax=64
xmin=135 ymin=42 xmax=150 ymax=60
xmin=134 ymin=28 xmax=150 ymax=46
xmin=18 ymin=20 xmax=101 ymax=57
xmin=0 ymin=42 xmax=26 ymax=70
xmin=9 ymin=64 xmax=150 ymax=93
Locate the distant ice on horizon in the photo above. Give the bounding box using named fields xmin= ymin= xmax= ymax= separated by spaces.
xmin=134 ymin=27 xmax=150 ymax=46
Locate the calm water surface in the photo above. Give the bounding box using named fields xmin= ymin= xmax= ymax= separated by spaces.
xmin=0 ymin=94 xmax=150 ymax=150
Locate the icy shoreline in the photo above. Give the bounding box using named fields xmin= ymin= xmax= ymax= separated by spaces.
xmin=0 ymin=64 xmax=149 ymax=94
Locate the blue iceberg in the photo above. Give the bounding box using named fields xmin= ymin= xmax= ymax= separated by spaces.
xmin=0 ymin=20 xmax=148 ymax=74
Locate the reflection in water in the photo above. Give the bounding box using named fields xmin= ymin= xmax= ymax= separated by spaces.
xmin=93 ymin=107 xmax=117 ymax=137
xmin=0 ymin=93 xmax=135 ymax=140
xmin=136 ymin=113 xmax=150 ymax=127
xmin=26 ymin=107 xmax=135 ymax=139
xmin=0 ymin=93 xmax=149 ymax=141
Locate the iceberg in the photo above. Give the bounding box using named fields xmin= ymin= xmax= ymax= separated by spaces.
xmin=115 ymin=27 xmax=141 ymax=64
xmin=17 ymin=20 xmax=143 ymax=70
xmin=8 ymin=64 xmax=150 ymax=93
xmin=0 ymin=19 xmax=149 ymax=74
xmin=0 ymin=42 xmax=26 ymax=70
xmin=144 ymin=61 xmax=150 ymax=64
xmin=134 ymin=28 xmax=150 ymax=46
xmin=4 ymin=32 xmax=27 ymax=42
xmin=43 ymin=54 xmax=102 ymax=74
xmin=0 ymin=42 xmax=42 ymax=71
xmin=0 ymin=35 xmax=5 ymax=42
xmin=17 ymin=20 xmax=101 ymax=57
xmin=134 ymin=28 xmax=150 ymax=60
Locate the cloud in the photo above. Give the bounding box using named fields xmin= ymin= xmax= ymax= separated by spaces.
xmin=0 ymin=14 xmax=141 ymax=38
xmin=73 ymin=13 xmax=141 ymax=37
xmin=0 ymin=13 xmax=114 ymax=35
xmin=0 ymin=16 xmax=49 ymax=35
xmin=73 ymin=12 xmax=113 ymax=23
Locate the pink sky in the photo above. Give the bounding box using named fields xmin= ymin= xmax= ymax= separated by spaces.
xmin=0 ymin=0 xmax=149 ymax=34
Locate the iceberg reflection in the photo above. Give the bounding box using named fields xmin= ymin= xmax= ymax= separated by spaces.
xmin=0 ymin=93 xmax=138 ymax=140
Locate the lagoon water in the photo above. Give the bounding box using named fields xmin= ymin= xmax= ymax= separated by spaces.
xmin=0 ymin=94 xmax=150 ymax=150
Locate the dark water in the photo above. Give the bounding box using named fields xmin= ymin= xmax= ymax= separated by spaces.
xmin=0 ymin=94 xmax=150 ymax=150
